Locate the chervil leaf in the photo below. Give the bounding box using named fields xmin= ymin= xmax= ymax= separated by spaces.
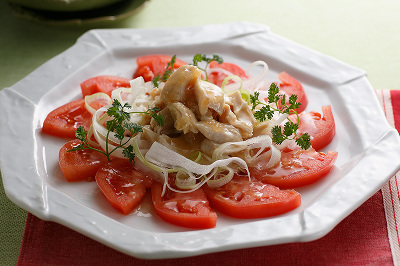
xmin=288 ymin=94 xmax=301 ymax=110
xmin=254 ymin=105 xmax=274 ymax=121
xmin=268 ymin=83 xmax=280 ymax=103
xmin=124 ymin=121 xmax=143 ymax=134
xmin=153 ymin=55 xmax=177 ymax=87
xmin=249 ymin=91 xmax=262 ymax=110
xmin=114 ymin=124 xmax=126 ymax=141
xmin=296 ymin=133 xmax=311 ymax=150
xmin=271 ymin=125 xmax=286 ymax=145
xmin=249 ymin=82 xmax=311 ymax=150
xmin=122 ymin=145 xmax=136 ymax=162
xmin=74 ymin=126 xmax=87 ymax=142
xmin=192 ymin=54 xmax=203 ymax=66
xmin=69 ymin=99 xmax=164 ymax=162
xmin=191 ymin=54 xmax=223 ymax=81
xmin=283 ymin=121 xmax=298 ymax=137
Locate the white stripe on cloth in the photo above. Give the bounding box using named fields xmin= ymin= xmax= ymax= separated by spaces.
xmin=376 ymin=89 xmax=400 ymax=266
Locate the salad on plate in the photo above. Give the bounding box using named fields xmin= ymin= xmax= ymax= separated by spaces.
xmin=42 ymin=54 xmax=337 ymax=229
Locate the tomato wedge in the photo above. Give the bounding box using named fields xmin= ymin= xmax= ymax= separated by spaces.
xmin=42 ymin=99 xmax=92 ymax=139
xmin=59 ymin=139 xmax=108 ymax=182
xmin=80 ymin=75 xmax=131 ymax=97
xmin=151 ymin=182 xmax=217 ymax=229
xmin=208 ymin=61 xmax=248 ymax=87
xmin=277 ymin=72 xmax=308 ymax=113
xmin=133 ymin=55 xmax=187 ymax=82
xmin=251 ymin=148 xmax=338 ymax=189
xmin=95 ymin=159 xmax=154 ymax=215
xmin=291 ymin=105 xmax=336 ymax=151
xmin=203 ymin=176 xmax=301 ymax=219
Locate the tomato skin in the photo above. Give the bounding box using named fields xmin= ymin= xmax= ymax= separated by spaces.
xmin=151 ymin=182 xmax=217 ymax=229
xmin=278 ymin=72 xmax=308 ymax=113
xmin=80 ymin=76 xmax=131 ymax=97
xmin=203 ymin=176 xmax=301 ymax=219
xmin=292 ymin=105 xmax=336 ymax=151
xmin=133 ymin=55 xmax=187 ymax=82
xmin=208 ymin=61 xmax=248 ymax=87
xmin=42 ymin=99 xmax=92 ymax=139
xmin=59 ymin=139 xmax=109 ymax=182
xmin=251 ymin=149 xmax=338 ymax=189
xmin=95 ymin=159 xmax=153 ymax=215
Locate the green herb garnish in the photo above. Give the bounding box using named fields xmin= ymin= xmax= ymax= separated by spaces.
xmin=152 ymin=55 xmax=177 ymax=88
xmin=191 ymin=54 xmax=223 ymax=81
xmin=69 ymin=99 xmax=164 ymax=162
xmin=250 ymin=83 xmax=311 ymax=149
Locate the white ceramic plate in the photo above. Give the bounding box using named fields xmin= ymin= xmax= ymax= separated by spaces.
xmin=1 ymin=22 xmax=400 ymax=259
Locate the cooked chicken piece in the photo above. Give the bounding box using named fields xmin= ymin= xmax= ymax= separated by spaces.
xmin=160 ymin=65 xmax=201 ymax=105
xmin=219 ymin=90 xmax=255 ymax=139
xmin=193 ymin=80 xmax=225 ymax=116
xmin=151 ymin=108 xmax=181 ymax=137
xmin=167 ymin=102 xmax=199 ymax=134
xmin=195 ymin=118 xmax=242 ymax=143
xmin=152 ymin=64 xmax=257 ymax=146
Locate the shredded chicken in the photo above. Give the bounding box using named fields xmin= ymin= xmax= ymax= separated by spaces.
xmin=149 ymin=64 xmax=257 ymax=156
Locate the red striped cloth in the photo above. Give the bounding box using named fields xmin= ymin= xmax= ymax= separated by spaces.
xmin=377 ymin=90 xmax=400 ymax=265
xmin=17 ymin=90 xmax=400 ymax=266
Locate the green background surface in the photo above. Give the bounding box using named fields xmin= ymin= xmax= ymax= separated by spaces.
xmin=1 ymin=0 xmax=400 ymax=264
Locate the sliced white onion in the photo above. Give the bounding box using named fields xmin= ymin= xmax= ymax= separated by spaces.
xmin=92 ymin=106 xmax=128 ymax=158
xmin=175 ymin=171 xmax=197 ymax=190
xmin=264 ymin=145 xmax=281 ymax=169
xmin=270 ymin=113 xmax=289 ymax=127
xmin=207 ymin=166 xmax=235 ymax=188
xmin=111 ymin=87 xmax=132 ymax=105
xmin=84 ymin=93 xmax=112 ymax=115
xmin=223 ymin=60 xmax=269 ymax=92
xmin=212 ymin=135 xmax=273 ymax=161
xmin=221 ymin=75 xmax=243 ymax=93
xmin=145 ymin=141 xmax=250 ymax=179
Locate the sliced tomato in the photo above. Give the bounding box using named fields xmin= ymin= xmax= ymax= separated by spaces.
xmin=290 ymin=105 xmax=336 ymax=151
xmin=80 ymin=75 xmax=131 ymax=97
xmin=133 ymin=55 xmax=187 ymax=82
xmin=151 ymin=182 xmax=217 ymax=229
xmin=251 ymin=148 xmax=338 ymax=189
xmin=203 ymin=176 xmax=301 ymax=219
xmin=42 ymin=99 xmax=92 ymax=139
xmin=208 ymin=61 xmax=248 ymax=87
xmin=277 ymin=72 xmax=308 ymax=113
xmin=95 ymin=159 xmax=154 ymax=215
xmin=58 ymin=139 xmax=108 ymax=182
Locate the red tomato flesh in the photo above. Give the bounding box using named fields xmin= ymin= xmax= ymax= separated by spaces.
xmin=80 ymin=76 xmax=131 ymax=97
xmin=42 ymin=99 xmax=92 ymax=139
xmin=203 ymin=176 xmax=301 ymax=219
xmin=277 ymin=72 xmax=308 ymax=113
xmin=133 ymin=55 xmax=187 ymax=82
xmin=251 ymin=148 xmax=338 ymax=189
xmin=59 ymin=139 xmax=108 ymax=182
xmin=291 ymin=105 xmax=336 ymax=151
xmin=208 ymin=61 xmax=248 ymax=87
xmin=95 ymin=159 xmax=154 ymax=215
xmin=151 ymin=182 xmax=217 ymax=229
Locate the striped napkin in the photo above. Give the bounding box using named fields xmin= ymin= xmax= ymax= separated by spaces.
xmin=16 ymin=91 xmax=400 ymax=265
xmin=376 ymin=90 xmax=400 ymax=265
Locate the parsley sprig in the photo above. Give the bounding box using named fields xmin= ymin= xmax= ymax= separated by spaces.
xmin=152 ymin=54 xmax=224 ymax=88
xmin=152 ymin=55 xmax=177 ymax=88
xmin=69 ymin=99 xmax=164 ymax=162
xmin=250 ymin=83 xmax=311 ymax=149
xmin=192 ymin=54 xmax=223 ymax=81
